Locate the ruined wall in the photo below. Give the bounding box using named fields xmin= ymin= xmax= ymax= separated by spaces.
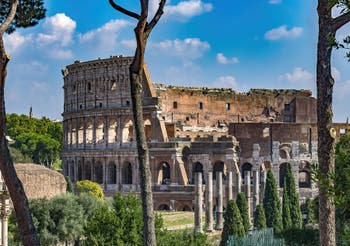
xmin=15 ymin=164 xmax=66 ymax=199
xmin=155 ymin=84 xmax=315 ymax=127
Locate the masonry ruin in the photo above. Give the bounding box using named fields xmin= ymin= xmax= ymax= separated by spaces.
xmin=61 ymin=56 xmax=350 ymax=218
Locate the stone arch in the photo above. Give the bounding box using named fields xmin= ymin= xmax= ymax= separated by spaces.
xmin=192 ymin=162 xmax=205 ymax=184
xmin=213 ymin=161 xmax=227 ymax=180
xmin=157 ymin=204 xmax=170 ymax=211
xmin=241 ymin=162 xmax=253 ymax=180
xmin=279 ymin=162 xmax=289 ymax=188
xmin=299 ymin=161 xmax=311 ymax=188
xmin=144 ymin=118 xmax=152 ymax=141
xmin=122 ymin=119 xmax=134 ymax=143
xmin=107 ymin=162 xmax=117 ymax=184
xmin=93 ymin=161 xmax=103 ymax=184
xmin=122 ymin=162 xmax=133 ymax=184
xmin=96 ymin=119 xmax=104 ymax=143
xmin=108 ymin=118 xmax=118 ymax=143
xmin=279 ymin=144 xmax=291 ymax=159
xmin=84 ymin=161 xmax=92 ymax=180
xmin=158 ymin=162 xmax=171 ymax=184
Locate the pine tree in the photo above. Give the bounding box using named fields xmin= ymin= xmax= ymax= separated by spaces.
xmin=284 ymin=163 xmax=302 ymax=228
xmin=220 ymin=200 xmax=245 ymax=246
xmin=236 ymin=192 xmax=251 ymax=233
xmin=253 ymin=204 xmax=266 ymax=229
xmin=263 ymin=169 xmax=283 ymax=233
xmin=282 ymin=179 xmax=292 ymax=230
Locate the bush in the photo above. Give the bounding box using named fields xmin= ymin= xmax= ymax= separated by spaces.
xmin=157 ymin=230 xmax=210 ymax=246
xmin=75 ymin=180 xmax=104 ymax=201
xmin=281 ymin=228 xmax=319 ymax=246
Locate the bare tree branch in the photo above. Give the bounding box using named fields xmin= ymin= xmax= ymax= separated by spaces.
xmin=0 ymin=0 xmax=19 ymax=35
xmin=332 ymin=10 xmax=350 ymax=32
xmin=145 ymin=0 xmax=166 ymax=35
xmin=108 ymin=0 xmax=140 ymax=20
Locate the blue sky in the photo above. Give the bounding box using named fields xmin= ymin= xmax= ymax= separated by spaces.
xmin=3 ymin=0 xmax=350 ymax=122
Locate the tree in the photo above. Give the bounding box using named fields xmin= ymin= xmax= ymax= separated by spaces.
xmin=282 ymin=179 xmax=292 ymax=230
xmin=284 ymin=163 xmax=302 ymax=229
xmin=75 ymin=180 xmax=104 ymax=201
xmin=65 ymin=176 xmax=73 ymax=193
xmin=220 ymin=200 xmax=245 ymax=246
xmin=316 ymin=1 xmax=350 ymax=244
xmin=0 ymin=1 xmax=45 ymax=245
xmin=253 ymin=204 xmax=266 ymax=229
xmin=263 ymin=169 xmax=282 ymax=233
xmin=236 ymin=192 xmax=250 ymax=233
xmin=305 ymin=198 xmax=315 ymax=225
xmin=108 ymin=1 xmax=166 ymax=245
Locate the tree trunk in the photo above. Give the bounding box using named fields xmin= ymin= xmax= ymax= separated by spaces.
xmin=317 ymin=1 xmax=336 ymax=245
xmin=0 ymin=36 xmax=40 ymax=245
xmin=129 ymin=20 xmax=156 ymax=246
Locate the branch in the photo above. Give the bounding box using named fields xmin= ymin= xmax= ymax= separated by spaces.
xmin=0 ymin=0 xmax=19 ymax=35
xmin=145 ymin=0 xmax=166 ymax=34
xmin=332 ymin=10 xmax=350 ymax=32
xmin=108 ymin=0 xmax=140 ymax=20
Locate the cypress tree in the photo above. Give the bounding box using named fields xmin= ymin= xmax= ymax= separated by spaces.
xmin=253 ymin=204 xmax=266 ymax=229
xmin=285 ymin=163 xmax=302 ymax=228
xmin=263 ymin=169 xmax=283 ymax=233
xmin=282 ymin=179 xmax=292 ymax=230
xmin=236 ymin=192 xmax=251 ymax=233
xmin=220 ymin=200 xmax=245 ymax=246
xmin=305 ymin=198 xmax=315 ymax=225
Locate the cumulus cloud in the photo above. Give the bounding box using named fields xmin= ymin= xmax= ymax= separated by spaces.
xmin=269 ymin=0 xmax=282 ymax=4
xmin=279 ymin=67 xmax=314 ymax=85
xmin=163 ymin=0 xmax=213 ymax=21
xmin=213 ymin=76 xmax=238 ymax=89
xmin=264 ymin=25 xmax=303 ymax=40
xmin=4 ymin=32 xmax=32 ymax=53
xmin=216 ymin=53 xmax=239 ymax=64
xmin=121 ymin=39 xmax=136 ymax=50
xmin=332 ymin=67 xmax=341 ymax=81
xmin=150 ymin=38 xmax=210 ymax=60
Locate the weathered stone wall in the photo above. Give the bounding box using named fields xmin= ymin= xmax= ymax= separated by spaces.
xmin=15 ymin=164 xmax=66 ymax=199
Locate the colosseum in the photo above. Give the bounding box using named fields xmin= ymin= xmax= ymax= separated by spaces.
xmin=61 ymin=55 xmax=350 ymax=213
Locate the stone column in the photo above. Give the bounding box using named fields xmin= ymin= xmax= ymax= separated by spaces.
xmin=194 ymin=172 xmax=203 ymax=234
xmin=227 ymin=171 xmax=233 ymax=201
xmin=215 ymin=171 xmax=224 ymax=230
xmin=235 ymin=171 xmax=242 ymax=199
xmin=244 ymin=171 xmax=251 ymax=220
xmin=1 ymin=188 xmax=10 ymax=246
xmin=260 ymin=170 xmax=267 ymax=203
xmin=205 ymin=172 xmax=213 ymax=232
xmin=253 ymin=170 xmax=260 ymax=211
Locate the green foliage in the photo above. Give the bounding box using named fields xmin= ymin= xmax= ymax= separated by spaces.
xmin=263 ymin=169 xmax=283 ymax=233
xmin=75 ymin=180 xmax=105 ymax=201
xmin=305 ymin=198 xmax=315 ymax=225
xmin=313 ymin=196 xmax=319 ymax=223
xmin=282 ymin=179 xmax=292 ymax=230
xmin=65 ymin=176 xmax=73 ymax=193
xmin=284 ymin=163 xmax=302 ymax=229
xmin=8 ymin=146 xmax=33 ymax=163
xmin=221 ymin=200 xmax=245 ymax=246
xmin=236 ymin=192 xmax=251 ymax=233
xmin=157 ymin=230 xmax=210 ymax=246
xmin=253 ymin=204 xmax=267 ymax=229
xmin=0 ymin=0 xmax=46 ymax=34
xmin=280 ymin=228 xmax=319 ymax=246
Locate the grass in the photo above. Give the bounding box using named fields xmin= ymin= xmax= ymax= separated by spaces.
xmin=158 ymin=211 xmax=205 ymax=229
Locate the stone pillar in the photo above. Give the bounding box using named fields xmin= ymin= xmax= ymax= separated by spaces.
xmin=205 ymin=172 xmax=213 ymax=232
xmin=227 ymin=171 xmax=233 ymax=201
xmin=1 ymin=188 xmax=10 ymax=246
xmin=244 ymin=171 xmax=251 ymax=220
xmin=215 ymin=171 xmax=224 ymax=230
xmin=194 ymin=172 xmax=203 ymax=234
xmin=253 ymin=170 xmax=260 ymax=211
xmin=235 ymin=171 xmax=242 ymax=199
xmin=260 ymin=170 xmax=267 ymax=202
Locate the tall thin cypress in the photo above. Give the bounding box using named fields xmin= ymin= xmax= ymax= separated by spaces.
xmin=282 ymin=179 xmax=292 ymax=230
xmin=285 ymin=163 xmax=302 ymax=229
xmin=263 ymin=169 xmax=283 ymax=233
xmin=253 ymin=204 xmax=266 ymax=229
xmin=236 ymin=192 xmax=251 ymax=233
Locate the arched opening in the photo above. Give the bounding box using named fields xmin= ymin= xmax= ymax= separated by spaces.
xmin=123 ymin=162 xmax=133 ymax=184
xmin=108 ymin=119 xmax=118 ymax=143
xmin=84 ymin=161 xmax=92 ymax=180
xmin=94 ymin=161 xmax=103 ymax=184
xmin=279 ymin=162 xmax=288 ymax=188
xmin=213 ymin=161 xmax=226 ymax=180
xmin=182 ymin=205 xmax=192 ymax=211
xmin=122 ymin=120 xmax=134 ymax=143
xmin=182 ymin=146 xmax=191 ymax=181
xmin=71 ymin=127 xmax=76 ymax=144
xmin=158 ymin=162 xmax=170 ymax=184
xmin=193 ymin=162 xmax=205 ymax=184
xmin=299 ymin=171 xmax=311 ymax=188
xmin=241 ymin=163 xmax=252 ymax=180
xmin=78 ymin=123 xmax=84 ymax=144
xmin=96 ymin=119 xmax=104 ymax=144
xmin=86 ymin=121 xmax=93 ymax=144
xmin=144 ymin=119 xmax=152 ymax=142
xmin=107 ymin=162 xmax=117 ymax=184
xmin=158 ymin=204 xmax=170 ymax=211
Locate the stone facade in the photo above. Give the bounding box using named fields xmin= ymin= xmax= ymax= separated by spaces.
xmin=62 ymin=56 xmax=350 ymax=213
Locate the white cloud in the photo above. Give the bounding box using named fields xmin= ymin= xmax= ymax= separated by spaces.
xmin=4 ymin=32 xmax=32 ymax=53
xmin=150 ymin=38 xmax=210 ymax=60
xmin=269 ymin=0 xmax=282 ymax=4
xmin=332 ymin=67 xmax=341 ymax=81
xmin=264 ymin=25 xmax=303 ymax=40
xmin=216 ymin=53 xmax=239 ymax=64
xmin=213 ymin=76 xmax=238 ymax=89
xmin=121 ymin=39 xmax=136 ymax=50
xmin=37 ymin=13 xmax=76 ymax=47
xmin=279 ymin=67 xmax=314 ymax=84
xmin=165 ymin=0 xmax=213 ymax=21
